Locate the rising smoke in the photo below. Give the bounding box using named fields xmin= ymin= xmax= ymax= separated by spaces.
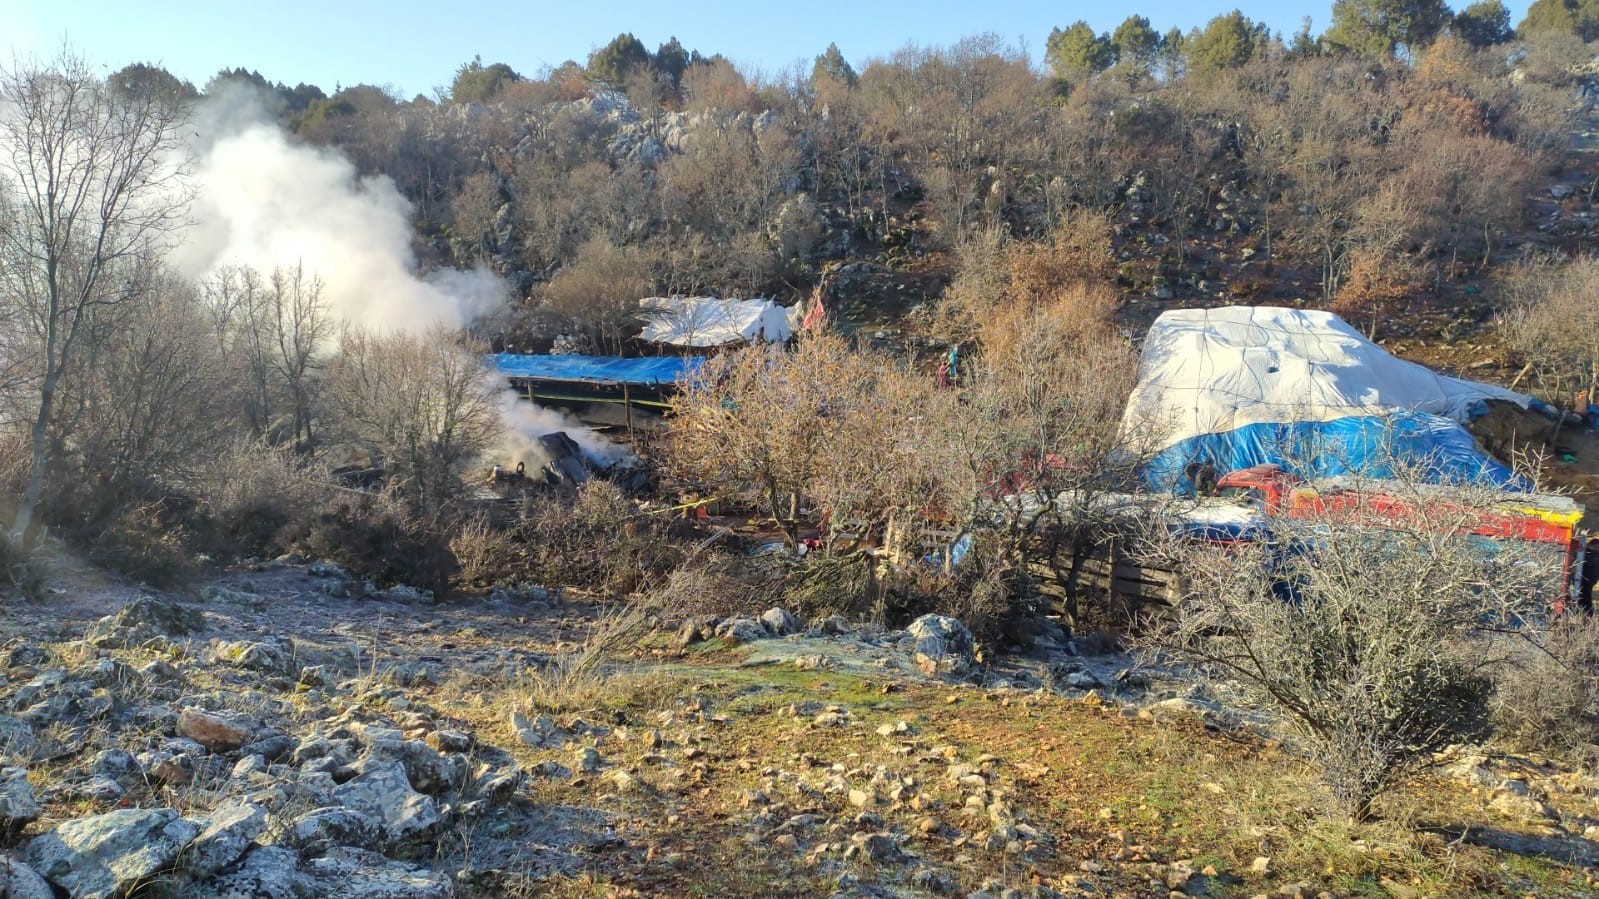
xmin=175 ymin=84 xmax=626 ymax=468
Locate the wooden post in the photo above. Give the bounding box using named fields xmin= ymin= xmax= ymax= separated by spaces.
xmin=622 ymin=382 xmax=635 ymax=444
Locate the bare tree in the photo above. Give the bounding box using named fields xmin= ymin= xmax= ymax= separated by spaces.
xmin=324 ymin=329 xmax=503 ymax=514
xmin=1134 ymin=459 xmax=1553 ymax=820
xmin=0 ymin=50 xmax=190 ymax=544
xmin=267 ymin=264 xmax=332 ymax=446
xmin=665 ymin=333 xmax=862 ymax=550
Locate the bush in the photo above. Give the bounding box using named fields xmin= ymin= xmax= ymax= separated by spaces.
xmin=521 ymin=480 xmax=682 ymax=594
xmin=1136 ymin=467 xmax=1548 ymax=820
xmin=1490 ymin=617 xmax=1599 ymax=758
xmin=645 ymin=555 xmax=780 ymax=622
xmin=297 ymin=493 xmax=458 ymax=595
xmin=191 ymin=440 xmax=331 ymax=559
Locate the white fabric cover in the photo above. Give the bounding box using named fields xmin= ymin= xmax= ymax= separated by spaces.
xmin=638 ymin=297 xmax=793 ymax=347
xmin=1123 ymin=306 xmax=1528 ymax=453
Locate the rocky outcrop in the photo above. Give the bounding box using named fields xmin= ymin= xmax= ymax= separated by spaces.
xmin=26 ymin=807 xmax=200 ymax=899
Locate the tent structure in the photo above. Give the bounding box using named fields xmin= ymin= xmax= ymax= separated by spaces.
xmin=637 ymin=297 xmax=793 ymax=348
xmin=1121 ymin=306 xmax=1533 ymax=491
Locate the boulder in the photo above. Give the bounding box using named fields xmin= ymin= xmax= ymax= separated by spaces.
xmin=904 ymin=614 xmax=976 ymax=676
xmin=177 ymin=708 xmax=258 ymax=753
xmin=331 ymin=759 xmax=439 ymax=844
xmin=183 ymin=845 xmax=306 ymax=899
xmin=84 ymin=596 xmax=201 ymax=648
xmin=290 ymin=806 xmax=382 ymax=854
xmin=714 ymin=617 xmax=767 ymax=643
xmin=0 ymin=767 xmax=40 ymax=835
xmin=183 ymin=802 xmax=268 ymax=878
xmin=0 ymin=858 xmax=54 ymax=899
xmin=26 ymin=807 xmax=199 ymax=899
xmin=759 ymin=608 xmax=801 ymax=637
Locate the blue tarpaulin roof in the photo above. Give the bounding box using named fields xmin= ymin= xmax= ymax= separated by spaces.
xmin=489 ymin=353 xmax=704 ymax=386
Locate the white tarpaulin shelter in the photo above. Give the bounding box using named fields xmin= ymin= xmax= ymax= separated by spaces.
xmin=1123 ymin=306 xmax=1532 ymax=489
xmin=638 ymin=297 xmax=793 ymax=348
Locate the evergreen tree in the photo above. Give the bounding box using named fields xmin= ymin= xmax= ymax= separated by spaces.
xmin=1325 ymin=0 xmax=1451 ymax=59
xmin=1046 ymin=21 xmax=1114 ymax=80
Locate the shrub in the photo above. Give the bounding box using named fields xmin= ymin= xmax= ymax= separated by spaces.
xmin=1135 ymin=466 xmax=1549 ymax=820
xmin=297 ymin=493 xmax=458 ymax=595
xmin=1490 ymin=617 xmax=1599 ymax=759
xmin=521 ymin=480 xmax=682 ymax=594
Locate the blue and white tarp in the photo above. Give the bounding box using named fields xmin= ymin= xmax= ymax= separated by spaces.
xmin=1121 ymin=307 xmax=1533 ymax=492
xmin=489 ymin=353 xmax=704 ymax=386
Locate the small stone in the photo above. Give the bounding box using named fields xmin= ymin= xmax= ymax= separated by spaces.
xmin=176 ymin=707 xmax=256 ymax=753
xmin=576 ymin=748 xmax=602 ymax=774
xmin=774 ymin=833 xmax=799 ymax=852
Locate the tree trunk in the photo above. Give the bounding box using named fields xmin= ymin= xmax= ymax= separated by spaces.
xmin=10 ymin=369 xmax=60 ymax=548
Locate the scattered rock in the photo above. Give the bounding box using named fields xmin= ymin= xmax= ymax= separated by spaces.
xmin=904 ymin=615 xmax=975 ymax=676
xmin=0 ymin=767 xmax=40 ymax=835
xmin=177 ymin=707 xmax=258 ymax=753
xmin=184 ymin=802 xmax=269 ymax=878
xmin=26 ymin=807 xmax=200 ymax=899
xmin=759 ymin=608 xmax=800 ymax=637
xmin=331 ymin=759 xmax=440 ymax=844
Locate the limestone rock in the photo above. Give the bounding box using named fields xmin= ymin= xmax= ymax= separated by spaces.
xmin=0 ymin=715 xmax=39 ymax=760
xmin=305 ymin=846 xmax=454 ymax=898
xmin=714 ymin=617 xmax=767 ymax=643
xmin=26 ymin=807 xmax=200 ymax=899
xmin=84 ymin=596 xmax=201 ymax=648
xmin=177 ymin=707 xmax=258 ymax=753
xmin=331 ymin=759 xmax=439 ymax=844
xmin=184 ymin=845 xmax=307 ymax=899
xmin=760 ymin=608 xmax=800 ymax=637
xmin=904 ymin=614 xmax=976 ymax=676
xmin=290 ymin=806 xmax=383 ymax=853
xmin=0 ymin=767 xmax=40 ymax=835
xmin=184 ymin=802 xmax=268 ymax=878
xmin=0 ymin=858 xmax=54 ymax=899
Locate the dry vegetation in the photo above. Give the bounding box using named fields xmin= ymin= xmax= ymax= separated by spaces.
xmin=10 ymin=5 xmax=1599 ymax=897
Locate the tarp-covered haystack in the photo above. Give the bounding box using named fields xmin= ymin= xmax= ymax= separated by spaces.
xmin=1122 ymin=306 xmax=1534 ymax=491
xmin=638 ymin=297 xmax=793 ymax=348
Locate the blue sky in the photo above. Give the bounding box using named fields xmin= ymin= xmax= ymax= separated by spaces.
xmin=4 ymin=0 xmax=1536 ymax=98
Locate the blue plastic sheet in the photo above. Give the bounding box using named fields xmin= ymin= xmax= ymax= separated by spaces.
xmin=489 ymin=353 xmax=704 ymax=386
xmin=1141 ymin=410 xmax=1531 ymax=494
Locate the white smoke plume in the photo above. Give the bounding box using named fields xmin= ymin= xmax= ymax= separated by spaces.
xmin=176 ymin=85 xmax=628 ymax=466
